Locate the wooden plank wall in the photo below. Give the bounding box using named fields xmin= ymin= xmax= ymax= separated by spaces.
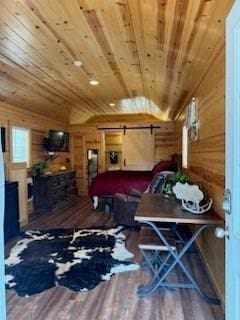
xmin=70 ymin=122 xmax=174 ymax=195
xmin=154 ymin=122 xmax=175 ymax=164
xmin=174 ymin=46 xmax=225 ymax=302
xmin=71 ymin=133 xmax=85 ymax=195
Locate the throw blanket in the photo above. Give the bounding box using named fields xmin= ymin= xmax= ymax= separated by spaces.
xmin=89 ymin=170 xmax=152 ymax=197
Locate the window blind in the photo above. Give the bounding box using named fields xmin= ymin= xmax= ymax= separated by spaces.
xmin=12 ymin=127 xmax=29 ymax=166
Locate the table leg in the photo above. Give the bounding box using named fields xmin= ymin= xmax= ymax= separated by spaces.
xmin=138 ymin=221 xmax=220 ymax=304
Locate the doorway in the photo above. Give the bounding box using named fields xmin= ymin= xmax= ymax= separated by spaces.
xmin=0 ymin=129 xmax=6 ymax=319
xmin=225 ymin=1 xmax=240 ymax=319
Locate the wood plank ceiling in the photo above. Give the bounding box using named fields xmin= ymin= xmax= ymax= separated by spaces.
xmin=0 ymin=0 xmax=233 ymax=124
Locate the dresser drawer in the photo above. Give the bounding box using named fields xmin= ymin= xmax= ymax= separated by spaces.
xmin=50 ymin=175 xmax=66 ymax=188
xmin=50 ymin=193 xmax=66 ymax=207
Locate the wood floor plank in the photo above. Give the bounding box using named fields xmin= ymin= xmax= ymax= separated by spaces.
xmin=6 ymin=196 xmax=224 ymax=320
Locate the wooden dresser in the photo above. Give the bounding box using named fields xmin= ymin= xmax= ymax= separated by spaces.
xmin=32 ymin=171 xmax=77 ymax=213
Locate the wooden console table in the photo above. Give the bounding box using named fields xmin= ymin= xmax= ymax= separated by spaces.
xmin=135 ymin=193 xmax=223 ymax=304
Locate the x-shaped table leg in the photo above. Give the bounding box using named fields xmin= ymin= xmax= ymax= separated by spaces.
xmin=137 ymin=221 xmax=220 ymax=304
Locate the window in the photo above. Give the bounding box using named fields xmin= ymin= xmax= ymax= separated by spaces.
xmin=12 ymin=126 xmax=30 ymax=166
xmin=182 ymin=125 xmax=188 ymax=168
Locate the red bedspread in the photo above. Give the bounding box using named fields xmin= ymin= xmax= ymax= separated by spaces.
xmin=88 ymin=170 xmax=152 ymax=197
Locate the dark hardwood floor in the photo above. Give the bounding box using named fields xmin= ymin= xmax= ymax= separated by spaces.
xmin=6 ymin=197 xmax=224 ymax=320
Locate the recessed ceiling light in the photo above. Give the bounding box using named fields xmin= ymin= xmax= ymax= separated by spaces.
xmin=89 ymin=79 xmax=99 ymax=86
xmin=73 ymin=60 xmax=83 ymax=67
xmin=109 ymin=102 xmax=115 ymax=107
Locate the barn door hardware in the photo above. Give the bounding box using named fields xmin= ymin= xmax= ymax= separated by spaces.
xmin=97 ymin=125 xmax=161 ymax=135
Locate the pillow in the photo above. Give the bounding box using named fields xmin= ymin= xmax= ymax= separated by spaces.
xmin=149 ymin=174 xmax=165 ymax=193
xmin=152 ymin=160 xmax=176 ymax=176
xmin=149 ymin=171 xmax=175 ymax=194
xmin=148 ymin=171 xmax=171 ymax=193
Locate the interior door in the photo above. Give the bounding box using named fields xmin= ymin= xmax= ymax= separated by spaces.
xmin=0 ymin=130 xmax=6 ymax=319
xmin=122 ymin=129 xmax=155 ymax=170
xmin=225 ymin=2 xmax=240 ymax=319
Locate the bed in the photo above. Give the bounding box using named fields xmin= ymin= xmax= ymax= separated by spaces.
xmin=89 ymin=160 xmax=177 ymax=208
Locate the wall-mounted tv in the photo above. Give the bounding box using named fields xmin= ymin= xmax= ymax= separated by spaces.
xmin=1 ymin=127 xmax=6 ymax=152
xmin=43 ymin=130 xmax=69 ymax=152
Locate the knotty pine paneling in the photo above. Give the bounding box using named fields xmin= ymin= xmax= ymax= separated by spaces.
xmin=154 ymin=123 xmax=175 ymax=163
xmin=174 ymin=47 xmax=225 ymax=302
xmin=72 ymin=134 xmax=85 ymax=195
xmin=85 ymin=114 xmax=161 ymax=125
xmin=31 ymin=129 xmax=45 ymax=164
xmin=0 ymin=1 xmax=234 ymax=123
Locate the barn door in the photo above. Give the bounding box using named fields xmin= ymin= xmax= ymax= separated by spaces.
xmin=122 ymin=129 xmax=154 ymax=170
xmin=225 ymin=1 xmax=240 ymax=319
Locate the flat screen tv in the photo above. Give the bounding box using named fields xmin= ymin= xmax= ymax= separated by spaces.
xmin=43 ymin=130 xmax=69 ymax=152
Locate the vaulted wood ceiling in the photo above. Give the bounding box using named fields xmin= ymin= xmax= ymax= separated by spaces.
xmin=0 ymin=0 xmax=233 ymax=124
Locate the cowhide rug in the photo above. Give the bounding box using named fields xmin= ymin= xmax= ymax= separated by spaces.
xmin=5 ymin=227 xmax=139 ymax=297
